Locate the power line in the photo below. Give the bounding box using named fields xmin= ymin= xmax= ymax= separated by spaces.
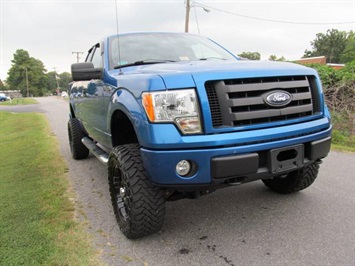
xmin=193 ymin=1 xmax=201 ymax=34
xmin=194 ymin=1 xmax=355 ymax=25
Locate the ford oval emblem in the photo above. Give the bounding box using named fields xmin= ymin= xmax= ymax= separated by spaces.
xmin=264 ymin=90 xmax=292 ymax=107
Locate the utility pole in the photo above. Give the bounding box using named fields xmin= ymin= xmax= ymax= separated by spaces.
xmin=185 ymin=0 xmax=190 ymax=33
xmin=25 ymin=68 xmax=29 ymax=97
xmin=53 ymin=67 xmax=60 ymax=89
xmin=72 ymin=51 xmax=84 ymax=63
xmin=184 ymin=0 xmax=210 ymax=33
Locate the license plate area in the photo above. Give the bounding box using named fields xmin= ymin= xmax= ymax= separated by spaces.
xmin=268 ymin=144 xmax=304 ymax=174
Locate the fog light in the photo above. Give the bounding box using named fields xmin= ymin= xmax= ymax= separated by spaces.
xmin=176 ymin=160 xmax=191 ymax=176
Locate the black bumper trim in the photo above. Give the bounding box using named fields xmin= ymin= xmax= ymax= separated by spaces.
xmin=306 ymin=136 xmax=331 ymax=160
xmin=211 ymin=153 xmax=259 ymax=179
xmin=211 ymin=136 xmax=331 ymax=181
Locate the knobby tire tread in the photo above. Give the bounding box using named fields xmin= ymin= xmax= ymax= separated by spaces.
xmin=68 ymin=118 xmax=89 ymax=159
xmin=262 ymin=163 xmax=319 ymax=194
xmin=108 ymin=144 xmax=165 ymax=239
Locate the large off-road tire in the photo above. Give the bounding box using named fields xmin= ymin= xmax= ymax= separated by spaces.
xmin=68 ymin=118 xmax=89 ymax=160
xmin=108 ymin=144 xmax=166 ymax=239
xmin=262 ymin=162 xmax=320 ymax=194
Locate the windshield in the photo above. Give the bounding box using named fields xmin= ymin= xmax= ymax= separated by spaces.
xmin=109 ymin=33 xmax=237 ymax=69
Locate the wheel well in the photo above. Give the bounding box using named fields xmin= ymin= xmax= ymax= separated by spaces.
xmin=69 ymin=104 xmax=76 ymax=118
xmin=111 ymin=110 xmax=138 ymax=147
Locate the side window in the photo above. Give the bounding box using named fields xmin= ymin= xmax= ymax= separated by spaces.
xmin=91 ymin=44 xmax=102 ymax=68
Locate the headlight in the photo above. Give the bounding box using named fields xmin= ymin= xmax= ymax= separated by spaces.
xmin=142 ymin=89 xmax=202 ymax=134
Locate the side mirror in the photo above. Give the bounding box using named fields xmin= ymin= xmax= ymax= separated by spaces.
xmin=71 ymin=62 xmax=102 ymax=81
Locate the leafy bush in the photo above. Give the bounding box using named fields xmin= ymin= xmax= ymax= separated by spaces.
xmin=304 ymin=64 xmax=340 ymax=87
xmin=338 ymin=60 xmax=355 ymax=81
xmin=304 ymin=61 xmax=355 ymax=151
xmin=304 ymin=60 xmax=355 ymax=88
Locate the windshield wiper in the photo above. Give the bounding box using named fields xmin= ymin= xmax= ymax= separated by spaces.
xmin=198 ymin=57 xmax=227 ymax=61
xmin=114 ymin=59 xmax=177 ymax=69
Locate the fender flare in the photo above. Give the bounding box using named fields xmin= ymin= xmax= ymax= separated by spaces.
xmin=107 ymin=88 xmax=149 ymax=144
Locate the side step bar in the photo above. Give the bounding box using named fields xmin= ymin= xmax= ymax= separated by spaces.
xmin=81 ymin=137 xmax=109 ymax=164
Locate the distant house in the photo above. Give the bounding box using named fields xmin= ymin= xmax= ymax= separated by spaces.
xmin=326 ymin=63 xmax=345 ymax=70
xmin=295 ymin=56 xmax=327 ymax=65
xmin=294 ymin=56 xmax=344 ymax=69
xmin=1 ymin=90 xmax=22 ymax=98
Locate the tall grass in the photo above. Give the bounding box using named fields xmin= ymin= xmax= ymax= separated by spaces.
xmin=0 ymin=112 xmax=101 ymax=265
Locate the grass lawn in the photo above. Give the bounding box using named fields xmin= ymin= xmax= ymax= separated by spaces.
xmin=330 ymin=111 xmax=355 ymax=153
xmin=331 ymin=130 xmax=355 ymax=152
xmin=0 ymin=98 xmax=38 ymax=106
xmin=0 ymin=112 xmax=101 ymax=265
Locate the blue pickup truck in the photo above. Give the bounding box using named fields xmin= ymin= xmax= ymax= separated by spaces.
xmin=68 ymin=32 xmax=332 ymax=239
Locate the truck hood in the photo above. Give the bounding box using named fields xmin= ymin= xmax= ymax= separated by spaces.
xmin=123 ymin=60 xmax=318 ymax=89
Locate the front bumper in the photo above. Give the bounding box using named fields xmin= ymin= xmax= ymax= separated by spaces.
xmin=140 ymin=128 xmax=331 ymax=186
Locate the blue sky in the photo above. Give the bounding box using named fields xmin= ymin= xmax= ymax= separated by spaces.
xmin=1 ymin=0 xmax=354 ymax=80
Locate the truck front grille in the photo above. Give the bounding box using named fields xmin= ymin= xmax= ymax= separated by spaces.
xmin=205 ymin=76 xmax=320 ymax=128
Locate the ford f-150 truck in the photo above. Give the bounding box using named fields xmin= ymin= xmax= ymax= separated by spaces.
xmin=68 ymin=32 xmax=332 ymax=239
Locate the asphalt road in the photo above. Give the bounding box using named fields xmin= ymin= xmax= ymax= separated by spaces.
xmin=3 ymin=97 xmax=355 ymax=266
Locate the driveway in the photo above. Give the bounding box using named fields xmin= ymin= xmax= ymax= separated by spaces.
xmin=4 ymin=97 xmax=355 ymax=266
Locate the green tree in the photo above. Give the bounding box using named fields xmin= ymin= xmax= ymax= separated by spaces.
xmin=238 ymin=52 xmax=261 ymax=60
xmin=268 ymin=55 xmax=286 ymax=61
xmin=47 ymin=71 xmax=58 ymax=93
xmin=303 ymin=29 xmax=348 ymax=63
xmin=340 ymin=32 xmax=355 ymax=63
xmin=0 ymin=80 xmax=7 ymax=91
xmin=58 ymin=72 xmax=72 ymax=89
xmin=46 ymin=71 xmax=72 ymax=94
xmin=6 ymin=49 xmax=49 ymax=96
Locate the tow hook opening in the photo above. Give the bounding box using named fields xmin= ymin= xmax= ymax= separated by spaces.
xmin=277 ymin=149 xmax=298 ymax=162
